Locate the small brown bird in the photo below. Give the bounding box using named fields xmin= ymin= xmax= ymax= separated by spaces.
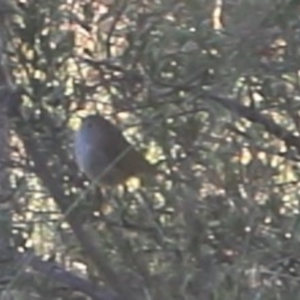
xmin=74 ymin=114 xmax=155 ymax=185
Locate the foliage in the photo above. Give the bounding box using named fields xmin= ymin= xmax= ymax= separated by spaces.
xmin=5 ymin=0 xmax=300 ymax=299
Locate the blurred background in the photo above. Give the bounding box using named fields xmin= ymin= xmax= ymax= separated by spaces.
xmin=2 ymin=0 xmax=300 ymax=299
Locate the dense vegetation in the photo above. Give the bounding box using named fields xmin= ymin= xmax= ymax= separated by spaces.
xmin=1 ymin=0 xmax=300 ymax=299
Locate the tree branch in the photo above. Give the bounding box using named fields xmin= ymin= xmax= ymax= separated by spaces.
xmin=201 ymin=91 xmax=300 ymax=154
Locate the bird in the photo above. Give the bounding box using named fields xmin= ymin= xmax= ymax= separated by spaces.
xmin=74 ymin=114 xmax=155 ymax=185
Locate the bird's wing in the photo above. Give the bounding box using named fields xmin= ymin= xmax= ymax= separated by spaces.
xmin=102 ymin=122 xmax=154 ymax=175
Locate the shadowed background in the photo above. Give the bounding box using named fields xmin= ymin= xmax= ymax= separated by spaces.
xmin=2 ymin=0 xmax=300 ymax=299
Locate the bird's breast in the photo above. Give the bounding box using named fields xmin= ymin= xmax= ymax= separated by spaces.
xmin=74 ymin=130 xmax=95 ymax=173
